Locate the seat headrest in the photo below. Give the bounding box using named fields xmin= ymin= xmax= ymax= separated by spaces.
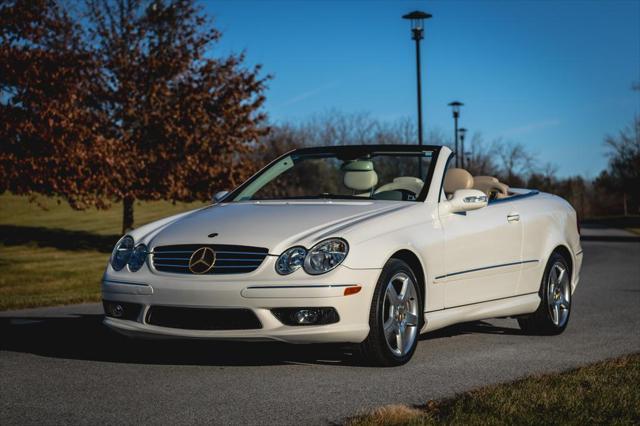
xmin=342 ymin=160 xmax=378 ymax=191
xmin=342 ymin=160 xmax=374 ymax=172
xmin=473 ymin=176 xmax=509 ymax=198
xmin=474 ymin=176 xmax=499 ymax=184
xmin=444 ymin=168 xmax=474 ymax=194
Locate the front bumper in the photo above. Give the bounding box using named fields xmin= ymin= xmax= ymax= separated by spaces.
xmin=102 ymin=265 xmax=380 ymax=344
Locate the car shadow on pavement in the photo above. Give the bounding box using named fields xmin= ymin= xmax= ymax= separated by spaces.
xmin=0 ymin=314 xmax=524 ymax=367
xmin=0 ymin=314 xmax=363 ymax=367
xmin=421 ymin=320 xmax=525 ymax=340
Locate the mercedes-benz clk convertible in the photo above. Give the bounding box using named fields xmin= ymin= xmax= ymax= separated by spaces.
xmin=102 ymin=145 xmax=583 ymax=366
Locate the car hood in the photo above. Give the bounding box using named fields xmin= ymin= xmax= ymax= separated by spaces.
xmin=146 ymin=200 xmax=409 ymax=253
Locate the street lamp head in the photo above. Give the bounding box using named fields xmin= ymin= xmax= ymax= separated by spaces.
xmin=402 ymin=10 xmax=432 ymax=40
xmin=459 ymin=127 xmax=467 ymax=139
xmin=448 ymin=101 xmax=464 ymax=117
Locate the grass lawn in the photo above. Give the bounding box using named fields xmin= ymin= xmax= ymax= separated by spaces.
xmin=347 ymin=353 xmax=640 ymax=425
xmin=0 ymin=193 xmax=204 ymax=311
xmin=0 ymin=193 xmax=205 ymax=235
xmin=0 ymin=245 xmax=108 ymax=311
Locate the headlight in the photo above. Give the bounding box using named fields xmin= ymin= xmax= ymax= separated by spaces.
xmin=276 ymin=246 xmax=307 ymax=275
xmin=303 ymin=238 xmax=349 ymax=275
xmin=110 ymin=236 xmax=134 ymax=271
xmin=127 ymin=244 xmax=148 ymax=272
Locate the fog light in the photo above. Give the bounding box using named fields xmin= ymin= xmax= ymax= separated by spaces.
xmin=103 ymin=301 xmax=142 ymax=321
xmin=271 ymin=307 xmax=339 ymax=326
xmin=112 ymin=303 xmax=124 ymax=318
xmin=294 ymin=309 xmax=319 ymax=324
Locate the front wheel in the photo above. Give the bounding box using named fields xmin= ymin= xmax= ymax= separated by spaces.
xmin=518 ymin=252 xmax=572 ymax=335
xmin=359 ymin=259 xmax=423 ymax=366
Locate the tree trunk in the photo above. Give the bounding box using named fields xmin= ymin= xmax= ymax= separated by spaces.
xmin=122 ymin=196 xmax=135 ymax=234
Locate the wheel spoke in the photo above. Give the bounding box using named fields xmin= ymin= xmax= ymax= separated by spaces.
xmin=552 ymin=303 xmax=560 ymax=324
xmin=384 ymin=319 xmax=396 ymax=342
xmin=557 ymin=267 xmax=566 ymax=285
xmin=405 ymin=312 xmax=419 ymax=327
xmin=559 ymin=293 xmax=569 ymax=309
xmin=395 ymin=328 xmax=404 ymax=352
xmin=386 ymin=286 xmax=400 ymax=305
xmin=398 ymin=276 xmax=410 ymax=302
xmin=550 ymin=267 xmax=557 ymax=286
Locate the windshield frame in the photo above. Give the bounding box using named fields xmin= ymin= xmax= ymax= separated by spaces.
xmin=223 ymin=144 xmax=443 ymax=203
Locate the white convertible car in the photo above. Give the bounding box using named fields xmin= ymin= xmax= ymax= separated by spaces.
xmin=102 ymin=145 xmax=583 ymax=365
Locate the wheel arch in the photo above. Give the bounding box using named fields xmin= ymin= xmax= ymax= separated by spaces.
xmin=389 ymin=249 xmax=426 ymax=311
xmin=551 ymin=244 xmax=573 ymax=279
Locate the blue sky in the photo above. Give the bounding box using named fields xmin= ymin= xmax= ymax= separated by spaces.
xmin=205 ymin=0 xmax=640 ymax=177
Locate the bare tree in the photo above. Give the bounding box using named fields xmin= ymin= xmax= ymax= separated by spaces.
xmin=497 ymin=140 xmax=536 ymax=185
xmin=603 ymin=115 xmax=640 ymax=215
xmin=463 ymin=133 xmax=500 ymax=176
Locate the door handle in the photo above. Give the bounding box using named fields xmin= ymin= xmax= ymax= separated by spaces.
xmin=507 ymin=213 xmax=520 ymax=223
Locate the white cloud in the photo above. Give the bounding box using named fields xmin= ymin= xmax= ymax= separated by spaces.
xmin=278 ymin=82 xmax=339 ymax=107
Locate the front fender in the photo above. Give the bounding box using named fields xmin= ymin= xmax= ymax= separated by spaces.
xmin=341 ymin=202 xmax=446 ymax=312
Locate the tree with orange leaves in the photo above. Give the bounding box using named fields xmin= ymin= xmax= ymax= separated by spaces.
xmin=1 ymin=0 xmax=269 ymax=233
xmin=0 ymin=0 xmax=115 ymax=211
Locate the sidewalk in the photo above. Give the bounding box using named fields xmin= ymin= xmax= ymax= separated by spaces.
xmin=580 ymin=224 xmax=640 ymax=242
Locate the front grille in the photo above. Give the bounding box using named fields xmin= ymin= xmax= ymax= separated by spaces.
xmin=152 ymin=244 xmax=269 ymax=274
xmin=145 ymin=306 xmax=262 ymax=330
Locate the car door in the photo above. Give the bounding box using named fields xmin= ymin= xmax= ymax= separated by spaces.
xmin=438 ymin=200 xmax=523 ymax=308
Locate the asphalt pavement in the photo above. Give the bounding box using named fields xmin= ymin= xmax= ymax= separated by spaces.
xmin=1 ymin=228 xmax=639 ymax=425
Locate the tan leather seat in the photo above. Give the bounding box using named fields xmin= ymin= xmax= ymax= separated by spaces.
xmin=473 ymin=175 xmax=509 ymax=199
xmin=443 ymin=168 xmax=474 ymax=198
xmin=375 ymin=177 xmax=424 ymax=196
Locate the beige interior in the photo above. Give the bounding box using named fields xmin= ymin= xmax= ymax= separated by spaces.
xmin=340 ymin=161 xmax=512 ymax=200
xmin=375 ymin=177 xmax=424 ymax=196
xmin=444 ymin=168 xmax=512 ymax=200
xmin=473 ymin=176 xmax=510 ymax=199
xmin=443 ymin=168 xmax=474 ymax=195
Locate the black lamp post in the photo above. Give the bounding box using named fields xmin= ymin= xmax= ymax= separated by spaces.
xmin=448 ymin=101 xmax=464 ymax=167
xmin=458 ymin=127 xmax=467 ymax=169
xmin=402 ymin=10 xmax=432 ymax=146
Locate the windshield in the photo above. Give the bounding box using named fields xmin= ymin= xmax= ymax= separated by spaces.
xmin=229 ymin=149 xmax=435 ymax=202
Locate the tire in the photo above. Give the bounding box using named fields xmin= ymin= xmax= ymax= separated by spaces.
xmin=518 ymin=252 xmax=572 ymax=335
xmin=359 ymin=259 xmax=423 ymax=366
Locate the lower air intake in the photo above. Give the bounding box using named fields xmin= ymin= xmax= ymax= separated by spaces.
xmin=145 ymin=306 xmax=262 ymax=330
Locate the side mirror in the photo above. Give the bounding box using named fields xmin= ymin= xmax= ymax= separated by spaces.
xmin=212 ymin=190 xmax=229 ymax=204
xmin=445 ymin=189 xmax=488 ymax=213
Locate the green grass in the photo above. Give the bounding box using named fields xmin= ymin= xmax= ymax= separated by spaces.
xmin=0 ymin=193 xmax=205 ymax=235
xmin=0 ymin=245 xmax=108 ymax=311
xmin=0 ymin=193 xmax=204 ymax=310
xmin=347 ymin=353 xmax=640 ymax=426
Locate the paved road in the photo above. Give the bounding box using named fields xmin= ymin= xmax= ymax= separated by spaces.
xmin=1 ymin=231 xmax=639 ymax=425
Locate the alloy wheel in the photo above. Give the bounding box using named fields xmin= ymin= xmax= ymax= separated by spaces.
xmin=547 ymin=262 xmax=570 ymax=327
xmin=382 ymin=272 xmax=419 ymax=356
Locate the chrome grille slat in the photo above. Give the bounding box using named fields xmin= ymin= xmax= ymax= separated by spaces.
xmin=152 ymin=244 xmax=268 ymax=275
xmin=152 ymin=250 xmax=268 ymax=256
xmin=152 ymin=257 xmax=264 ymax=262
xmin=211 ymin=265 xmax=259 ymax=269
xmin=153 ymin=263 xmax=190 ymax=268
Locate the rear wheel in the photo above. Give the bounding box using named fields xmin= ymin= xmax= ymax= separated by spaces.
xmin=518 ymin=252 xmax=572 ymax=335
xmin=359 ymin=259 xmax=422 ymax=366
